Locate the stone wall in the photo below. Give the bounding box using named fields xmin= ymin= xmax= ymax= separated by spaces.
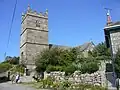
xmin=110 ymin=31 xmax=120 ymax=54
xmin=44 ymin=71 xmax=107 ymax=87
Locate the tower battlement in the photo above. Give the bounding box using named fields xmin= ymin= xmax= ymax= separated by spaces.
xmin=22 ymin=5 xmax=48 ymax=21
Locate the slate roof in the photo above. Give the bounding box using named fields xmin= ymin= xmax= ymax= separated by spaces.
xmin=75 ymin=42 xmax=95 ymax=52
xmin=49 ymin=42 xmax=95 ymax=52
xmin=49 ymin=44 xmax=72 ymax=49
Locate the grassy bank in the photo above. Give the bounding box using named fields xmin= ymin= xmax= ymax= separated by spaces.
xmin=21 ymin=80 xmax=107 ymax=90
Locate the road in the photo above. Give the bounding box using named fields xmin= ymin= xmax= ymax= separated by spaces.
xmin=0 ymin=82 xmax=36 ymax=90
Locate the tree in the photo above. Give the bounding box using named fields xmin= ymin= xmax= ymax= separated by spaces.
xmin=35 ymin=47 xmax=78 ymax=73
xmin=76 ymin=56 xmax=99 ymax=74
xmin=91 ymin=42 xmax=111 ymax=60
xmin=35 ymin=47 xmax=63 ymax=72
xmin=115 ymin=49 xmax=120 ymax=77
xmin=65 ymin=64 xmax=77 ymax=76
xmin=35 ymin=47 xmax=100 ymax=74
xmin=0 ymin=63 xmax=12 ymax=73
xmin=3 ymin=56 xmax=19 ymax=65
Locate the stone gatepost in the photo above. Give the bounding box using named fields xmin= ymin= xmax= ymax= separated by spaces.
xmin=99 ymin=61 xmax=107 ymax=87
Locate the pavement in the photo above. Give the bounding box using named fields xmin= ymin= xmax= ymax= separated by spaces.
xmin=0 ymin=81 xmax=36 ymax=90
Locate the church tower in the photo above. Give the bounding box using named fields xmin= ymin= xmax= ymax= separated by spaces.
xmin=20 ymin=5 xmax=49 ymax=70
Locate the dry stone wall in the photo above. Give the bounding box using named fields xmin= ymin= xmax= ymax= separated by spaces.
xmin=44 ymin=71 xmax=106 ymax=87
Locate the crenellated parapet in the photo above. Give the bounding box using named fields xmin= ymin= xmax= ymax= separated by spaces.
xmin=22 ymin=4 xmax=48 ymax=21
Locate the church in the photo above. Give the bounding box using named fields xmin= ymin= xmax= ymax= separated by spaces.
xmin=20 ymin=5 xmax=95 ymax=71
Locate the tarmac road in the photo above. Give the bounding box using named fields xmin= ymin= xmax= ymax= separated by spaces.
xmin=0 ymin=81 xmax=36 ymax=90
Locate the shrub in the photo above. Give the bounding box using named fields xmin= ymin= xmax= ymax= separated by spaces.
xmin=41 ymin=76 xmax=54 ymax=88
xmin=46 ymin=65 xmax=64 ymax=73
xmin=81 ymin=62 xmax=99 ymax=74
xmin=35 ymin=47 xmax=100 ymax=74
xmin=10 ymin=64 xmax=25 ymax=75
xmin=65 ymin=65 xmax=76 ymax=76
xmin=0 ymin=63 xmax=12 ymax=73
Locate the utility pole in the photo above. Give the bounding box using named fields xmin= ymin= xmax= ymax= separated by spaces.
xmin=4 ymin=0 xmax=17 ymax=60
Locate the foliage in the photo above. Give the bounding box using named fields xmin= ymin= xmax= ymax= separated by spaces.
xmin=80 ymin=61 xmax=99 ymax=74
xmin=35 ymin=42 xmax=111 ymax=74
xmin=35 ymin=47 xmax=78 ymax=73
xmin=35 ymin=47 xmax=100 ymax=74
xmin=22 ymin=79 xmax=107 ymax=90
xmin=115 ymin=49 xmax=120 ymax=77
xmin=46 ymin=65 xmax=64 ymax=73
xmin=0 ymin=63 xmax=12 ymax=73
xmin=91 ymin=42 xmax=111 ymax=60
xmin=3 ymin=56 xmax=19 ymax=65
xmin=73 ymin=56 xmax=99 ymax=74
xmin=10 ymin=64 xmax=25 ymax=75
xmin=64 ymin=64 xmax=77 ymax=75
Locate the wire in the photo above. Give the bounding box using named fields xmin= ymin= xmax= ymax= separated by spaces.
xmin=4 ymin=0 xmax=17 ymax=59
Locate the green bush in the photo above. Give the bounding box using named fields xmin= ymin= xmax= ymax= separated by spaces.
xmin=35 ymin=47 xmax=78 ymax=73
xmin=115 ymin=49 xmax=120 ymax=78
xmin=23 ymin=78 xmax=107 ymax=90
xmin=10 ymin=64 xmax=25 ymax=75
xmin=0 ymin=63 xmax=12 ymax=73
xmin=35 ymin=46 xmax=101 ymax=74
xmin=46 ymin=65 xmax=64 ymax=73
xmin=65 ymin=65 xmax=76 ymax=76
xmin=80 ymin=62 xmax=99 ymax=74
xmin=41 ymin=76 xmax=54 ymax=88
xmin=39 ymin=80 xmax=107 ymax=90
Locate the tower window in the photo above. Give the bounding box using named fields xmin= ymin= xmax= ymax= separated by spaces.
xmin=36 ymin=20 xmax=40 ymax=27
xmin=21 ymin=52 xmax=23 ymax=56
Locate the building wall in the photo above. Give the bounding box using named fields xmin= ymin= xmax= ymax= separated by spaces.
xmin=20 ymin=44 xmax=27 ymax=64
xmin=26 ymin=29 xmax=48 ymax=44
xmin=110 ymin=30 xmax=120 ymax=54
xmin=26 ymin=43 xmax=48 ymax=65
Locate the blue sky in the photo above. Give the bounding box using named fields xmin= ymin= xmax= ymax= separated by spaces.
xmin=0 ymin=0 xmax=120 ymax=62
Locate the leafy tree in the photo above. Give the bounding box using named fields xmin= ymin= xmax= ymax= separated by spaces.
xmin=64 ymin=64 xmax=77 ymax=76
xmin=0 ymin=63 xmax=12 ymax=73
xmin=10 ymin=64 xmax=25 ymax=75
xmin=76 ymin=56 xmax=99 ymax=74
xmin=35 ymin=47 xmax=78 ymax=73
xmin=3 ymin=56 xmax=19 ymax=65
xmin=35 ymin=48 xmax=63 ymax=72
xmin=35 ymin=47 xmax=100 ymax=74
xmin=91 ymin=42 xmax=111 ymax=60
xmin=115 ymin=49 xmax=120 ymax=77
xmin=80 ymin=61 xmax=99 ymax=74
xmin=46 ymin=65 xmax=64 ymax=73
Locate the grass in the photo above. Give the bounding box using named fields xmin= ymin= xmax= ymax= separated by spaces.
xmin=21 ymin=81 xmax=107 ymax=90
xmin=21 ymin=81 xmax=43 ymax=89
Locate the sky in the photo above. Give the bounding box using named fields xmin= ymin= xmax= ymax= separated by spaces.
xmin=0 ymin=0 xmax=120 ymax=62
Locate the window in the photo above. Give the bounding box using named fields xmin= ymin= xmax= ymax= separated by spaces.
xmin=36 ymin=20 xmax=40 ymax=27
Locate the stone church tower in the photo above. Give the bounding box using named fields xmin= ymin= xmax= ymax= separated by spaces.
xmin=20 ymin=5 xmax=49 ymax=70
